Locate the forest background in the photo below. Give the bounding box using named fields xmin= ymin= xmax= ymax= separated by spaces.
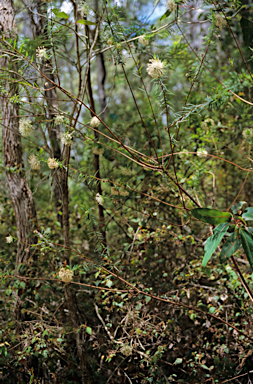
xmin=1 ymin=0 xmax=253 ymax=382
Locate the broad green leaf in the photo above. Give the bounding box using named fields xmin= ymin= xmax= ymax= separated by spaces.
xmin=231 ymin=201 xmax=247 ymax=215
xmin=160 ymin=10 xmax=172 ymax=20
xmin=191 ymin=208 xmax=232 ymax=225
xmin=242 ymin=207 xmax=253 ymax=221
xmin=220 ymin=232 xmax=241 ymax=262
xmin=86 ymin=326 xmax=92 ymax=335
xmin=240 ymin=229 xmax=253 ymax=269
xmin=76 ymin=19 xmax=96 ymax=25
xmin=52 ymin=9 xmax=69 ymax=19
xmin=202 ymin=223 xmax=229 ymax=267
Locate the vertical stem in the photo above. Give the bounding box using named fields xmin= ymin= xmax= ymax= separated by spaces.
xmin=231 ymin=255 xmax=253 ymax=304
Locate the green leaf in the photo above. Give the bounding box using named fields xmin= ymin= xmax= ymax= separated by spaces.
xmin=240 ymin=228 xmax=253 ymax=269
xmin=76 ymin=19 xmax=96 ymax=25
xmin=242 ymin=207 xmax=253 ymax=221
xmin=191 ymin=208 xmax=232 ymax=225
xmin=174 ymin=357 xmax=183 ymax=365
xmin=160 ymin=10 xmax=173 ymax=20
xmin=231 ymin=201 xmax=247 ymax=215
xmin=52 ymin=9 xmax=69 ymax=19
xmin=220 ymin=232 xmax=241 ymax=262
xmin=86 ymin=326 xmax=92 ymax=335
xmin=202 ymin=223 xmax=229 ymax=267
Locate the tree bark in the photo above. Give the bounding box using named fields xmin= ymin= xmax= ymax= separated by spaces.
xmin=0 ymin=0 xmax=37 ymax=270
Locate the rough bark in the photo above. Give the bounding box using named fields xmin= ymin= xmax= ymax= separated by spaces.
xmin=28 ymin=0 xmax=70 ymax=259
xmin=0 ymin=0 xmax=37 ymax=270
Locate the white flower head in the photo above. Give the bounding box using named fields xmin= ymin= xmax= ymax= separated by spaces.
xmin=201 ymin=118 xmax=215 ymax=130
xmin=166 ymin=0 xmax=177 ymax=12
xmin=215 ymin=14 xmax=226 ymax=29
xmin=47 ymin=158 xmax=59 ymax=170
xmin=120 ymin=345 xmax=132 ymax=356
xmin=36 ymin=46 xmax=48 ymax=61
xmin=54 ymin=114 xmax=65 ymax=125
xmin=95 ymin=193 xmax=104 ymax=206
xmin=146 ymin=58 xmax=165 ymax=78
xmin=60 ymin=132 xmax=73 ymax=146
xmin=28 ymin=154 xmax=40 ymax=170
xmin=111 ymin=187 xmax=119 ymax=195
xmin=6 ymin=235 xmax=13 ymax=244
xmin=19 ymin=118 xmax=34 ymax=137
xmin=107 ymin=38 xmax=113 ymax=46
xmin=59 ymin=267 xmax=73 ymax=283
xmin=139 ymin=35 xmax=149 ymax=46
xmin=77 ymin=1 xmax=90 ymax=17
xmin=90 ymin=116 xmax=100 ymax=128
xmin=197 ymin=148 xmax=208 ymax=158
xmin=120 ymin=189 xmax=129 ymax=196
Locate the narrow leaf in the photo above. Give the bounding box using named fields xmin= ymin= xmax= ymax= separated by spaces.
xmin=76 ymin=19 xmax=96 ymax=25
xmin=52 ymin=9 xmax=69 ymax=19
xmin=160 ymin=10 xmax=172 ymax=20
xmin=220 ymin=232 xmax=241 ymax=262
xmin=240 ymin=229 xmax=253 ymax=269
xmin=202 ymin=223 xmax=229 ymax=267
xmin=242 ymin=207 xmax=253 ymax=221
xmin=192 ymin=208 xmax=232 ymax=225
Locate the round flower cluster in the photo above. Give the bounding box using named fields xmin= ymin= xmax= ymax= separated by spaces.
xmin=201 ymin=118 xmax=215 ymax=130
xmin=36 ymin=46 xmax=48 ymax=60
xmin=107 ymin=39 xmax=113 ymax=46
xmin=120 ymin=345 xmax=133 ymax=356
xmin=6 ymin=235 xmax=13 ymax=244
xmin=95 ymin=193 xmax=104 ymax=206
xmin=119 ymin=189 xmax=129 ymax=196
xmin=59 ymin=267 xmax=74 ymax=283
xmin=77 ymin=1 xmax=90 ymax=17
xmin=47 ymin=158 xmax=59 ymax=170
xmin=197 ymin=148 xmax=208 ymax=158
xmin=60 ymin=132 xmax=73 ymax=146
xmin=215 ymin=14 xmax=226 ymax=29
xmin=28 ymin=154 xmax=40 ymax=170
xmin=90 ymin=116 xmax=100 ymax=128
xmin=166 ymin=0 xmax=177 ymax=12
xmin=19 ymin=118 xmax=34 ymax=137
xmin=54 ymin=114 xmax=65 ymax=125
xmin=138 ymin=35 xmax=149 ymax=46
xmin=111 ymin=187 xmax=119 ymax=195
xmin=146 ymin=58 xmax=165 ymax=79
xmin=92 ymin=147 xmax=104 ymax=155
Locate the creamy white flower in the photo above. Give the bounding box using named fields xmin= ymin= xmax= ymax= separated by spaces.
xmin=28 ymin=154 xmax=40 ymax=170
xmin=111 ymin=187 xmax=119 ymax=195
xmin=59 ymin=267 xmax=73 ymax=283
xmin=47 ymin=158 xmax=59 ymax=170
xmin=197 ymin=148 xmax=208 ymax=157
xmin=215 ymin=14 xmax=226 ymax=29
xmin=166 ymin=0 xmax=177 ymax=12
xmin=6 ymin=235 xmax=13 ymax=244
xmin=146 ymin=58 xmax=165 ymax=78
xmin=60 ymin=132 xmax=73 ymax=146
xmin=120 ymin=345 xmax=132 ymax=356
xmin=77 ymin=1 xmax=90 ymax=17
xmin=36 ymin=46 xmax=48 ymax=60
xmin=120 ymin=189 xmax=129 ymax=196
xmin=90 ymin=116 xmax=100 ymax=128
xmin=54 ymin=114 xmax=65 ymax=125
xmin=107 ymin=39 xmax=113 ymax=46
xmin=19 ymin=119 xmax=34 ymax=137
xmin=95 ymin=193 xmax=104 ymax=206
xmin=138 ymin=35 xmax=149 ymax=46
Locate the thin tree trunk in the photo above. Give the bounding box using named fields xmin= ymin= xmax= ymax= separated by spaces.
xmin=0 ymin=0 xmax=37 ymax=270
xmin=29 ymin=0 xmax=70 ymax=260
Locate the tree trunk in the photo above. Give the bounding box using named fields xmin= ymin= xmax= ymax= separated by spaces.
xmin=0 ymin=0 xmax=37 ymax=270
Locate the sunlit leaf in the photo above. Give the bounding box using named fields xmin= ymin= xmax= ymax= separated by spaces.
xmin=76 ymin=19 xmax=96 ymax=25
xmin=191 ymin=208 xmax=232 ymax=225
xmin=52 ymin=9 xmax=69 ymax=19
